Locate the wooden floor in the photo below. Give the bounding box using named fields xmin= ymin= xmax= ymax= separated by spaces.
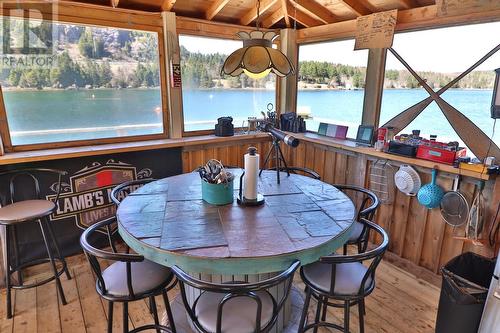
xmin=0 ymin=252 xmax=440 ymax=333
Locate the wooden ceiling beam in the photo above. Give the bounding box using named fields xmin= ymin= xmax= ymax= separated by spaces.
xmin=286 ymin=3 xmax=322 ymax=27
xmin=289 ymin=0 xmax=338 ymax=24
xmin=239 ymin=0 xmax=278 ymax=26
xmin=338 ymin=0 xmax=372 ymax=17
xmin=205 ymin=0 xmax=231 ymax=20
xmin=280 ymin=0 xmax=291 ymax=27
xmin=397 ymin=0 xmax=418 ymax=9
xmin=297 ymin=4 xmax=500 ymax=44
xmin=261 ymin=8 xmax=285 ymax=28
xmin=161 ymin=0 xmax=176 ymax=11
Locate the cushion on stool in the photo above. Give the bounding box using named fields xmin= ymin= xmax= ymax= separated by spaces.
xmin=101 ymin=260 xmax=172 ymax=297
xmin=302 ymin=261 xmax=373 ymax=295
xmin=195 ymin=289 xmax=274 ymax=333
xmin=0 ymin=200 xmax=56 ymax=223
xmin=348 ymin=221 xmax=365 ymax=242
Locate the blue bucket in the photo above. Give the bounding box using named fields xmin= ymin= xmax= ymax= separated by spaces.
xmin=201 ymin=179 xmax=234 ymax=205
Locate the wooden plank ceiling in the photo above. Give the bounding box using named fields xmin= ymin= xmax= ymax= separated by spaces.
xmin=72 ymin=0 xmax=435 ymax=28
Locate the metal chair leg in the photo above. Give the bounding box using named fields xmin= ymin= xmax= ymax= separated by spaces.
xmin=11 ymin=225 xmax=23 ymax=285
xmin=313 ymin=295 xmax=323 ymax=333
xmin=162 ymin=290 xmax=176 ymax=333
xmin=298 ymin=287 xmax=312 ymax=333
xmin=4 ymin=225 xmax=12 ymax=319
xmin=150 ymin=296 xmax=161 ymax=333
xmin=108 ymin=301 xmax=114 ymax=333
xmin=343 ymin=300 xmax=350 ymax=333
xmin=123 ymin=302 xmax=129 ymax=333
xmin=321 ymin=296 xmax=328 ymax=321
xmin=38 ymin=220 xmax=67 ymax=305
xmin=358 ymin=298 xmax=365 ymax=333
xmin=44 ymin=218 xmax=71 ymax=280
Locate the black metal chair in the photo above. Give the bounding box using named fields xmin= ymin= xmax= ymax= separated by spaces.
xmin=80 ymin=218 xmax=177 ymax=333
xmin=171 ymin=260 xmax=300 ymax=333
xmin=298 ymin=218 xmax=389 ymax=333
xmin=0 ymin=168 xmax=71 ymax=319
xmin=268 ymin=166 xmax=321 ymax=180
xmin=333 ymin=185 xmax=379 ymax=255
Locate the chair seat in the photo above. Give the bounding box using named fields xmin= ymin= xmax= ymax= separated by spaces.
xmin=348 ymin=221 xmax=365 ymax=242
xmin=302 ymin=261 xmax=373 ymax=295
xmin=101 ymin=260 xmax=172 ymax=298
xmin=0 ymin=200 xmax=56 ymax=223
xmin=195 ymin=289 xmax=274 ymax=333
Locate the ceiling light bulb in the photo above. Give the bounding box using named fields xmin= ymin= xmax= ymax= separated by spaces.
xmin=243 ymin=68 xmax=271 ymax=79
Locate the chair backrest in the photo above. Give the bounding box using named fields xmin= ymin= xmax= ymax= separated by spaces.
xmin=318 ymin=218 xmax=388 ymax=297
xmin=270 ymin=166 xmax=321 ymax=180
xmin=333 ymin=184 xmax=379 ymax=221
xmin=0 ymin=168 xmax=67 ymax=205
xmin=110 ymin=178 xmax=155 ymax=205
xmin=171 ymin=260 xmax=300 ymax=333
xmin=80 ymin=218 xmax=145 ymax=299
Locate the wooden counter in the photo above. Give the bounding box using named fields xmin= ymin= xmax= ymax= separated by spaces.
xmin=294 ymin=132 xmax=491 ymax=180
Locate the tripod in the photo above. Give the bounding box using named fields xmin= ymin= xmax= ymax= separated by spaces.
xmin=259 ymin=135 xmax=290 ymax=184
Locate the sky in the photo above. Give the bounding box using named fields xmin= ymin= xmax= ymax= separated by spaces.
xmin=180 ymin=21 xmax=500 ymax=73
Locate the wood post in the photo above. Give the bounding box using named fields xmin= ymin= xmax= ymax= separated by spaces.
xmin=162 ymin=11 xmax=184 ymax=139
xmin=277 ymin=29 xmax=298 ymax=115
xmin=361 ymin=48 xmax=387 ymax=128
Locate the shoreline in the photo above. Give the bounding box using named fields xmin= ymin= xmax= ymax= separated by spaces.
xmin=1 ymin=87 xmax=492 ymax=92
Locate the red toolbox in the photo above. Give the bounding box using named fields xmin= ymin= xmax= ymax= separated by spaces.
xmin=416 ymin=145 xmax=467 ymax=165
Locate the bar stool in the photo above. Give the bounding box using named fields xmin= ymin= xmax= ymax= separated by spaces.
xmin=171 ymin=260 xmax=300 ymax=333
xmin=0 ymin=168 xmax=71 ymax=319
xmin=80 ymin=218 xmax=177 ymax=333
xmin=333 ymin=185 xmax=380 ymax=255
xmin=298 ymin=218 xmax=389 ymax=333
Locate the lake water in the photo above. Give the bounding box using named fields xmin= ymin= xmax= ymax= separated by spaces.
xmin=2 ymin=88 xmax=498 ymax=147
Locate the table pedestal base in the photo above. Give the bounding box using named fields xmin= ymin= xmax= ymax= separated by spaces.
xmin=164 ymin=286 xmax=305 ymax=333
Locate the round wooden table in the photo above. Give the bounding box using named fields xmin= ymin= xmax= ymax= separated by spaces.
xmin=117 ymin=170 xmax=356 ymax=332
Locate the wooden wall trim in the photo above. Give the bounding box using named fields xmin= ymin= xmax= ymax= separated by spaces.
xmin=297 ymin=4 xmax=500 ymax=44
xmin=163 ymin=11 xmax=184 ymax=139
xmin=362 ymin=48 xmax=387 ymax=128
xmin=176 ymin=16 xmax=277 ymax=40
xmin=278 ymin=29 xmax=298 ymax=115
xmin=0 ymin=1 xmax=163 ymax=28
xmin=0 ymin=133 xmax=270 ymax=166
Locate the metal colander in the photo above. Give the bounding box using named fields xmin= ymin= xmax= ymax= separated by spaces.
xmin=440 ymin=176 xmax=469 ymax=226
xmin=417 ymin=168 xmax=444 ymax=209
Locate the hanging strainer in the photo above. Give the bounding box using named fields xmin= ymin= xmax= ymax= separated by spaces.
xmin=440 ymin=176 xmax=469 ymax=227
xmin=417 ymin=168 xmax=444 ymax=209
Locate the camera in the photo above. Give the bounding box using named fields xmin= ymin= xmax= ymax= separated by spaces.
xmin=215 ymin=117 xmax=234 ymax=137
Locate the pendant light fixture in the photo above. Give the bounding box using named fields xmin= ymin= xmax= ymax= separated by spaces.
xmin=221 ymin=0 xmax=294 ymax=79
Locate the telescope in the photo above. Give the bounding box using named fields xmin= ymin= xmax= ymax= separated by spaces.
xmin=258 ymin=121 xmax=300 ymax=148
xmin=257 ymin=121 xmax=299 ymax=184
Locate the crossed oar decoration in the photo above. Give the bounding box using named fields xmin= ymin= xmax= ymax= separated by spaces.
xmin=380 ymin=44 xmax=500 ymax=161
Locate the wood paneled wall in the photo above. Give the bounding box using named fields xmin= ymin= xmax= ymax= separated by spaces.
xmin=183 ymin=137 xmax=499 ymax=286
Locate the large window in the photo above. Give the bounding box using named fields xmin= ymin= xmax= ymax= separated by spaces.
xmin=297 ymin=39 xmax=368 ymax=138
xmin=0 ymin=15 xmax=165 ymax=148
xmin=179 ymin=35 xmax=275 ymax=132
xmin=381 ymin=22 xmax=500 ymax=147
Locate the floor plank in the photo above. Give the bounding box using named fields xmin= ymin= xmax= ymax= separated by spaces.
xmin=12 ymin=285 xmax=37 ymax=333
xmin=0 ymin=253 xmax=441 ymax=333
xmin=59 ymin=269 xmax=86 ymax=333
xmin=36 ymin=280 xmax=62 ymax=333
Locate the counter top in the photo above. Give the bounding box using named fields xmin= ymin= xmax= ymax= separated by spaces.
xmin=294 ymin=132 xmax=492 ymax=180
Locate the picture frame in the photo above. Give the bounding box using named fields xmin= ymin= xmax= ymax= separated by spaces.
xmin=356 ymin=125 xmax=374 ymax=146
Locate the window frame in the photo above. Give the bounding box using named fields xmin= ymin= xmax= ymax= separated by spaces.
xmin=296 ymin=38 xmax=369 ymax=139
xmin=0 ymin=11 xmax=169 ymax=152
xmin=178 ymin=33 xmax=280 ymax=137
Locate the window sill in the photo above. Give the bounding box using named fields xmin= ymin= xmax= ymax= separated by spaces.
xmin=0 ymin=133 xmax=270 ymax=166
